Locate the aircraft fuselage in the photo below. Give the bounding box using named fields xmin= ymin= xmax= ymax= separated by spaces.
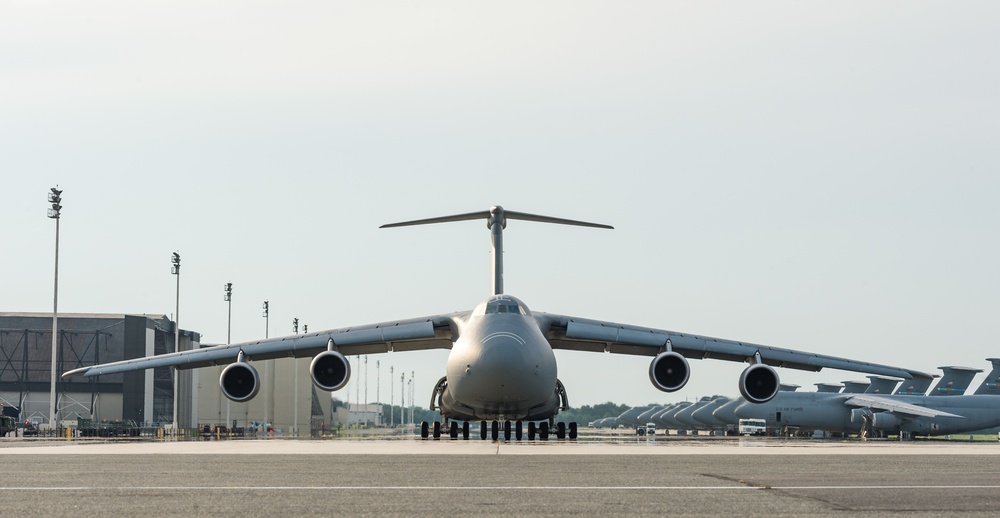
xmin=439 ymin=294 xmax=560 ymax=421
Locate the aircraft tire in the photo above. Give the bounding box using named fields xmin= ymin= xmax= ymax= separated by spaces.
xmin=515 ymin=421 xmax=523 ymax=441
xmin=568 ymin=422 xmax=578 ymax=440
xmin=557 ymin=421 xmax=566 ymax=440
xmin=449 ymin=421 xmax=458 ymax=439
xmin=503 ymin=421 xmax=511 ymax=441
xmin=462 ymin=421 xmax=470 ymax=440
xmin=480 ymin=421 xmax=487 ymax=440
xmin=420 ymin=421 xmax=429 ymax=439
xmin=491 ymin=420 xmax=499 ymax=441
xmin=539 ymin=422 xmax=549 ymax=441
xmin=528 ymin=422 xmax=536 ymax=440
xmin=433 ymin=421 xmax=441 ymax=439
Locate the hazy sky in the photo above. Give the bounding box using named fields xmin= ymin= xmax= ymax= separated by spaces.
xmin=3 ymin=1 xmax=998 ymax=408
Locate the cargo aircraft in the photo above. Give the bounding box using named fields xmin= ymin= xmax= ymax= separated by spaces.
xmin=63 ymin=206 xmax=931 ymax=441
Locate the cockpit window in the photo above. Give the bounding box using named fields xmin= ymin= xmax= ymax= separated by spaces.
xmin=485 ymin=300 xmax=524 ymax=315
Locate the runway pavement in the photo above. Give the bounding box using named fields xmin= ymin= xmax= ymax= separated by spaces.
xmin=1 ymin=438 xmax=998 ymax=515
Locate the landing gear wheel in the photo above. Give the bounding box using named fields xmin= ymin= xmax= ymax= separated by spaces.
xmin=449 ymin=421 xmax=458 ymax=439
xmin=480 ymin=421 xmax=487 ymax=440
xmin=463 ymin=421 xmax=470 ymax=440
xmin=539 ymin=422 xmax=549 ymax=441
xmin=420 ymin=421 xmax=429 ymax=439
xmin=557 ymin=421 xmax=566 ymax=440
xmin=433 ymin=421 xmax=441 ymax=439
xmin=503 ymin=420 xmax=512 ymax=441
xmin=528 ymin=422 xmax=536 ymax=440
xmin=491 ymin=420 xmax=499 ymax=441
xmin=515 ymin=421 xmax=523 ymax=441
xmin=569 ymin=422 xmax=578 ymax=440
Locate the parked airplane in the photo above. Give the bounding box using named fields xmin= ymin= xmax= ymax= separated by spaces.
xmin=62 ymin=206 xmax=931 ymax=441
xmin=729 ymin=360 xmax=1000 ymax=437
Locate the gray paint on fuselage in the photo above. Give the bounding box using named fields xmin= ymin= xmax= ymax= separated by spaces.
xmin=711 ymin=397 xmax=744 ymax=425
xmin=657 ymin=402 xmax=693 ymax=429
xmin=734 ymin=391 xmax=1000 ymax=436
xmin=690 ymin=396 xmax=732 ymax=428
xmin=441 ymin=294 xmax=559 ymax=421
xmin=616 ymin=405 xmax=657 ymax=428
xmin=673 ymin=397 xmax=714 ymax=428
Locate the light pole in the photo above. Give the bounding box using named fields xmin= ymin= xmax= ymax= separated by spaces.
xmin=262 ymin=301 xmax=270 ymax=426
xmin=400 ymin=372 xmax=405 ymax=427
xmin=223 ymin=282 xmax=232 ymax=426
xmin=376 ymin=360 xmax=380 ymax=426
xmin=171 ymin=251 xmax=180 ymax=431
xmin=410 ymin=370 xmax=415 ymax=425
xmin=223 ymin=283 xmax=233 ymax=344
xmin=292 ymin=318 xmax=299 ymax=435
xmin=389 ymin=365 xmax=394 ymax=428
xmin=364 ymin=355 xmax=369 ymax=425
xmin=47 ymin=187 xmax=62 ymax=430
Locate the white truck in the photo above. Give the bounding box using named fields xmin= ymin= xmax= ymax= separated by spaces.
xmin=738 ymin=418 xmax=767 ymax=436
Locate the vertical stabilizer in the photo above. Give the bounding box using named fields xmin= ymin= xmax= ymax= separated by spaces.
xmin=894 ymin=375 xmax=938 ymax=395
xmin=973 ymin=358 xmax=1000 ymax=395
xmin=815 ymin=383 xmax=844 ymax=393
xmin=381 ymin=206 xmax=612 ymax=296
xmin=841 ymin=380 xmax=870 ymax=393
xmin=864 ymin=375 xmax=901 ymax=394
xmin=930 ymin=366 xmax=982 ymax=396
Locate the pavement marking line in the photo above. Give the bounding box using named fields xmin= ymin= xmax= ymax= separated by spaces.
xmin=4 ymin=485 xmax=1000 ymax=491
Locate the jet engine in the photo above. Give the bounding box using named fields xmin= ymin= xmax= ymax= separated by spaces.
xmin=871 ymin=412 xmax=902 ymax=430
xmin=310 ymin=350 xmax=351 ymax=391
xmin=220 ymin=361 xmax=260 ymax=402
xmin=648 ymin=351 xmax=690 ymax=392
xmin=738 ymin=363 xmax=780 ymax=403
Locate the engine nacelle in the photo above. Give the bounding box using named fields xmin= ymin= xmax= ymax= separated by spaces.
xmin=649 ymin=351 xmax=690 ymax=392
xmin=310 ymin=350 xmax=351 ymax=391
xmin=851 ymin=408 xmax=870 ymax=424
xmin=871 ymin=412 xmax=902 ymax=430
xmin=738 ymin=363 xmax=780 ymax=403
xmin=220 ymin=361 xmax=261 ymax=402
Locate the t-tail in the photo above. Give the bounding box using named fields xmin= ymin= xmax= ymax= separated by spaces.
xmin=930 ymin=366 xmax=983 ymax=396
xmin=973 ymin=358 xmax=1000 ymax=395
xmin=380 ymin=205 xmax=613 ymax=296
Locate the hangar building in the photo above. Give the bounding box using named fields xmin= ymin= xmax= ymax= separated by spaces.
xmin=0 ymin=312 xmax=328 ymax=435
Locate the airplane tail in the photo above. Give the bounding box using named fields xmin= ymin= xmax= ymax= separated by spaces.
xmin=863 ymin=375 xmax=900 ymax=394
xmin=930 ymin=366 xmax=982 ymax=396
xmin=973 ymin=358 xmax=1000 ymax=395
xmin=381 ymin=206 xmax=612 ymax=296
xmin=894 ymin=375 xmax=937 ymax=395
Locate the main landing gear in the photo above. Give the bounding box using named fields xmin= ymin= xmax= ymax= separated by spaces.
xmin=421 ymin=419 xmax=578 ymax=441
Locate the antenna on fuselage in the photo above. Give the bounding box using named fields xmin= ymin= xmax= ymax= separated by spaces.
xmin=380 ymin=205 xmax=613 ymax=296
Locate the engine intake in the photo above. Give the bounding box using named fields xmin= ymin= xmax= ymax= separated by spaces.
xmin=739 ymin=363 xmax=780 ymax=403
xmin=220 ymin=361 xmax=260 ymax=402
xmin=649 ymin=351 xmax=690 ymax=392
xmin=310 ymin=350 xmax=351 ymax=391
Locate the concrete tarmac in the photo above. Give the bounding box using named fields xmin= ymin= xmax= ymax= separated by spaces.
xmin=2 ymin=438 xmax=999 ymax=516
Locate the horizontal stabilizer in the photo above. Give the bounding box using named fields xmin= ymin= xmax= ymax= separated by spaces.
xmin=380 ymin=205 xmax=613 ymax=230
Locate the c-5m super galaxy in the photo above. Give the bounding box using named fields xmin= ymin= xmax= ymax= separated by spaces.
xmin=63 ymin=206 xmax=931 ymax=441
xmin=729 ymin=361 xmax=1000 ymax=437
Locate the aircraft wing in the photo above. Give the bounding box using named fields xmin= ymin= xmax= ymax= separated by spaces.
xmin=62 ymin=313 xmax=465 ymax=379
xmin=536 ymin=313 xmax=933 ymax=380
xmin=843 ymin=395 xmax=965 ymax=419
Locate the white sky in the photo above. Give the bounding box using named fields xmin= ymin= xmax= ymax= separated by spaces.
xmin=2 ymin=1 xmax=998 ymax=408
